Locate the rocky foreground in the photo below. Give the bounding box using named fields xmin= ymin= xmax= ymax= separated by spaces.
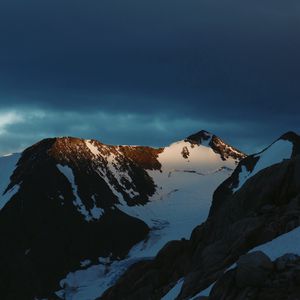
xmin=209 ymin=251 xmax=300 ymax=300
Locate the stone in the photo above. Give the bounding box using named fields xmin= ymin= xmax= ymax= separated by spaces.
xmin=235 ymin=251 xmax=273 ymax=288
xmin=275 ymin=253 xmax=300 ymax=271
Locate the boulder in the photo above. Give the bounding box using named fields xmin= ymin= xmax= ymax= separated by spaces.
xmin=235 ymin=251 xmax=273 ymax=288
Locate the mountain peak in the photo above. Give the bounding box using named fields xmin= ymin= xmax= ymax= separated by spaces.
xmin=185 ymin=130 xmax=213 ymax=145
xmin=185 ymin=130 xmax=246 ymax=161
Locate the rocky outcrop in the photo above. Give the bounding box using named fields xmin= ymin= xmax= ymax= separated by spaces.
xmin=235 ymin=251 xmax=273 ymax=288
xmin=210 ymin=252 xmax=300 ymax=300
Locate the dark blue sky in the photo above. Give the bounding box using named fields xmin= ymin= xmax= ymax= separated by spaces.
xmin=0 ymin=0 xmax=299 ymax=155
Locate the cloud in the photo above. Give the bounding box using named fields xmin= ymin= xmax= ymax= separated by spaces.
xmin=0 ymin=0 xmax=299 ymax=154
xmin=0 ymin=111 xmax=24 ymax=135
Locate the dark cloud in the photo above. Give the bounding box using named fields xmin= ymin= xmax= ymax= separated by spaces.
xmin=0 ymin=0 xmax=299 ymax=154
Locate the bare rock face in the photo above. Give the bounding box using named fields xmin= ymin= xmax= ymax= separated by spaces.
xmin=210 ymin=253 xmax=300 ymax=300
xmin=235 ymin=251 xmax=273 ymax=288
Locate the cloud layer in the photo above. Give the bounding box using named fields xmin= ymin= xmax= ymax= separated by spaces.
xmin=0 ymin=0 xmax=299 ymax=154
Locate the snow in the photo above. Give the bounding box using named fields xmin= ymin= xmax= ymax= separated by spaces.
xmin=90 ymin=205 xmax=104 ymax=219
xmin=57 ymin=165 xmax=104 ymax=221
xmin=57 ymin=165 xmax=92 ymax=221
xmin=56 ymin=140 xmax=239 ymax=300
xmin=189 ymin=283 xmax=214 ymax=299
xmin=85 ymin=140 xmax=100 ymax=157
xmin=80 ymin=260 xmax=92 ymax=268
xmin=117 ymin=141 xmax=237 ymax=256
xmin=161 ymin=278 xmax=184 ymax=300
xmin=250 ymin=226 xmax=300 ymax=260
xmin=56 ymin=257 xmax=148 ymax=300
xmin=105 ymin=151 xmax=139 ymax=198
xmin=0 ymin=153 xmax=21 ymax=210
xmin=234 ymin=139 xmax=293 ymax=192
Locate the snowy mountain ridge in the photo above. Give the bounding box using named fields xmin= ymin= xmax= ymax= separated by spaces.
xmin=0 ymin=130 xmax=244 ymax=300
xmin=2 ymin=130 xmax=299 ymax=300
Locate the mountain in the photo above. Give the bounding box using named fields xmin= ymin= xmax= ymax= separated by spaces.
xmin=0 ymin=130 xmax=245 ymax=300
xmin=100 ymin=132 xmax=300 ymax=300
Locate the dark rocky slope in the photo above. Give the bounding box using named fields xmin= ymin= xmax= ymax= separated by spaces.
xmin=101 ymin=132 xmax=300 ymax=300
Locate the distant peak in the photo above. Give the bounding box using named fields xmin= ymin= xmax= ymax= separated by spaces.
xmin=185 ymin=130 xmax=246 ymax=161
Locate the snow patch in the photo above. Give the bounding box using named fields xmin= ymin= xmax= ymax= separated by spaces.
xmin=250 ymin=226 xmax=300 ymax=260
xmin=161 ymin=278 xmax=184 ymax=300
xmin=57 ymin=165 xmax=92 ymax=221
xmin=189 ymin=283 xmax=214 ymax=299
xmin=57 ymin=165 xmax=104 ymax=221
xmin=85 ymin=140 xmax=100 ymax=157
xmin=56 ymin=257 xmax=147 ymax=300
xmin=80 ymin=260 xmax=92 ymax=268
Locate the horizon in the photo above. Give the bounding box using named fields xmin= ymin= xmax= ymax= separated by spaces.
xmin=0 ymin=128 xmax=297 ymax=157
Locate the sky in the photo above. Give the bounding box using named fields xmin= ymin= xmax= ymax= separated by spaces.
xmin=0 ymin=0 xmax=299 ymax=155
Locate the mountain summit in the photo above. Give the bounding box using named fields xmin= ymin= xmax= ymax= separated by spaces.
xmin=186 ymin=130 xmax=245 ymax=161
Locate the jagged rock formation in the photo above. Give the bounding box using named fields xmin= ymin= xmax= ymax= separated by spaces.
xmin=101 ymin=132 xmax=300 ymax=300
xmin=0 ymin=131 xmax=243 ymax=300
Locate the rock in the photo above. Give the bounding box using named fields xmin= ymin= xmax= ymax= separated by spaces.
xmin=275 ymin=253 xmax=300 ymax=271
xmin=235 ymin=251 xmax=273 ymax=288
xmin=260 ymin=204 xmax=274 ymax=214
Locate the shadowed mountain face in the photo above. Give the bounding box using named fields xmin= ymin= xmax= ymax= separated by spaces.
xmin=0 ymin=131 xmax=244 ymax=300
xmin=100 ymin=132 xmax=300 ymax=300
